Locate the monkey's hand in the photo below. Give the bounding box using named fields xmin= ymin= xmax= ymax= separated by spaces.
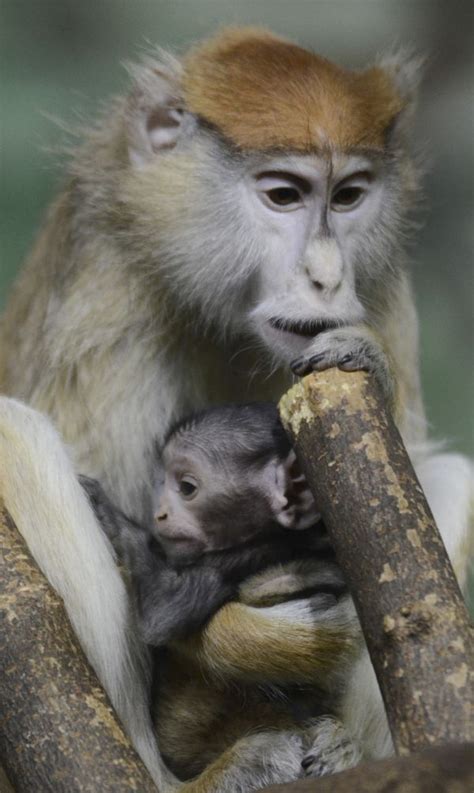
xmin=290 ymin=325 xmax=394 ymax=405
xmin=301 ymin=716 xmax=362 ymax=777
xmin=239 ymin=560 xmax=346 ymax=608
xmin=79 ymin=475 xmax=123 ymax=542
xmin=79 ymin=474 xmax=150 ymax=570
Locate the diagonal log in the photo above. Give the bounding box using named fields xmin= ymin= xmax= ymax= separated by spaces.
xmin=0 ymin=500 xmax=156 ymax=793
xmin=279 ymin=369 xmax=473 ymax=754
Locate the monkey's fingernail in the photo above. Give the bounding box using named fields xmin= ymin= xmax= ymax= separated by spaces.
xmin=301 ymin=755 xmax=315 ymax=770
xmin=339 ymin=359 xmax=371 ymax=373
xmin=290 ymin=358 xmax=310 ymax=376
xmin=308 ymin=354 xmax=332 ymax=371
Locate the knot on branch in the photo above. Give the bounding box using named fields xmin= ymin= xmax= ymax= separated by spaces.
xmin=383 ymin=601 xmax=437 ymax=641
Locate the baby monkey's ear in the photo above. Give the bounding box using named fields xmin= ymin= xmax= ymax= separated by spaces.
xmin=266 ymin=449 xmax=321 ymax=530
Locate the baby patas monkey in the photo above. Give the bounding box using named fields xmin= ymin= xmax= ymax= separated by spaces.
xmin=82 ymin=403 xmax=358 ymax=783
xmin=81 ymin=402 xmax=342 ymax=648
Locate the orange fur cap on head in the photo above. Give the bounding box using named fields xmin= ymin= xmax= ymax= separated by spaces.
xmin=182 ymin=27 xmax=405 ymax=152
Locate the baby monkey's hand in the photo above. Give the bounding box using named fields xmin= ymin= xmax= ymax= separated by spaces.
xmin=239 ymin=559 xmax=347 ymax=608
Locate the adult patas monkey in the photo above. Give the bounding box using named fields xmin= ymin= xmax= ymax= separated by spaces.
xmin=0 ymin=27 xmax=472 ymax=791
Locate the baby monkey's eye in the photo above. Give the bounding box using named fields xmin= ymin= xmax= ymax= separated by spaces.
xmin=179 ymin=475 xmax=198 ymax=499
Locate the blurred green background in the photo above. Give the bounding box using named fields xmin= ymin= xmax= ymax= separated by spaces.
xmin=1 ymin=0 xmax=473 ymax=455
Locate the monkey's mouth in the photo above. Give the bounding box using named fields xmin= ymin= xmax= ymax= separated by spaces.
xmin=269 ymin=318 xmax=338 ymax=338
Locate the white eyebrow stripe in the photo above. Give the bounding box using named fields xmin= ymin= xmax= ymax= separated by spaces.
xmin=249 ymin=152 xmax=379 ymax=185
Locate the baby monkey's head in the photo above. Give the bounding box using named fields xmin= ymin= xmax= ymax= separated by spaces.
xmin=154 ymin=403 xmax=320 ymax=564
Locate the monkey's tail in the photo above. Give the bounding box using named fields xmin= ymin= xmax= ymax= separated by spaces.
xmin=0 ymin=396 xmax=178 ymax=790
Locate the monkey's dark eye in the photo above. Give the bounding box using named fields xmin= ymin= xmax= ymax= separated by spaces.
xmin=266 ymin=187 xmax=302 ymax=207
xmin=331 ymin=186 xmax=364 ymax=208
xmin=331 ymin=172 xmax=370 ymax=212
xmin=256 ymin=173 xmax=307 ymax=212
xmin=179 ymin=476 xmax=198 ymax=499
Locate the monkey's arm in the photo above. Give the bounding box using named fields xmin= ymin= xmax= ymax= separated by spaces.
xmin=144 ymin=547 xmax=343 ymax=648
xmin=138 ymin=563 xmax=236 ymax=646
xmin=177 ymin=569 xmax=359 ymax=687
xmin=79 ymin=475 xmax=138 ymax=543
xmin=79 ymin=474 xmax=153 ymax=564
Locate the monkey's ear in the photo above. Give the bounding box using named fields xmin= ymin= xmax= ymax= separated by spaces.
xmin=266 ymin=450 xmax=321 ymax=530
xmin=379 ymin=48 xmax=424 ymax=106
xmin=125 ymin=55 xmax=196 ymax=167
xmin=378 ymin=49 xmax=425 ymax=140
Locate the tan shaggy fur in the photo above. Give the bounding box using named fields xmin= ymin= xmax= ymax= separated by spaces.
xmin=183 ymin=28 xmax=404 ymax=151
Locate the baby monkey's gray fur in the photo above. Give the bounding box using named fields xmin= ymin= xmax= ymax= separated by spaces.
xmin=81 ymin=403 xmax=345 ymax=649
xmin=81 ymin=402 xmax=360 ymax=784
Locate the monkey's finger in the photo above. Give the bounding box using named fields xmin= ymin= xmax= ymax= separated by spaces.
xmin=290 ymin=357 xmax=313 ymax=376
xmin=337 ymin=355 xmax=370 ymax=373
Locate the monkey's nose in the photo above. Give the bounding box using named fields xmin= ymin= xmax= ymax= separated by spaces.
xmin=155 ymin=510 xmax=168 ymax=522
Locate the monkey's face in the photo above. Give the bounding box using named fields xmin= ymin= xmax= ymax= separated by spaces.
xmin=153 ymin=441 xmax=212 ymax=563
xmin=120 ymin=36 xmax=415 ymax=366
xmin=154 ymin=426 xmax=320 ymax=565
xmin=123 ymin=126 xmax=407 ymax=367
xmin=243 ymin=148 xmax=398 ymax=362
xmin=154 ymin=445 xmax=274 ymax=564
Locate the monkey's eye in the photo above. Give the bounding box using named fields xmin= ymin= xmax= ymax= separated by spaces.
xmin=266 ymin=186 xmax=302 ymax=207
xmin=179 ymin=476 xmax=198 ymax=500
xmin=331 ymin=173 xmax=370 ymax=212
xmin=256 ymin=173 xmax=307 ymax=212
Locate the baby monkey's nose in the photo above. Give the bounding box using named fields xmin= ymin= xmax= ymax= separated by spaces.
xmin=155 ymin=509 xmax=168 ymax=522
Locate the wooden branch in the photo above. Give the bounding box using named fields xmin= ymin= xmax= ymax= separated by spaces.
xmin=263 ymin=742 xmax=474 ymax=792
xmin=0 ymin=500 xmax=156 ymax=793
xmin=279 ymin=370 xmax=473 ymax=754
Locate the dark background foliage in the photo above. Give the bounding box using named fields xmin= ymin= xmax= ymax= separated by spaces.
xmin=1 ymin=0 xmax=472 ymax=454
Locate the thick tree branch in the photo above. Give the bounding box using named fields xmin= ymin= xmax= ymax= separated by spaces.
xmin=0 ymin=501 xmax=156 ymax=793
xmin=279 ymin=369 xmax=473 ymax=754
xmin=264 ymin=743 xmax=474 ymax=792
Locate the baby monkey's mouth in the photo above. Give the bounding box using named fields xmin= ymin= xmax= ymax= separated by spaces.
xmin=269 ymin=317 xmax=339 ymax=338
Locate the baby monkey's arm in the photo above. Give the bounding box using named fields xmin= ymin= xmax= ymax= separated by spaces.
xmin=80 ymin=475 xmax=235 ymax=645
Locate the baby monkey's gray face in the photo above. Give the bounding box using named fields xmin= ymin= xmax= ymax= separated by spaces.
xmin=155 ymin=425 xmax=319 ymax=565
